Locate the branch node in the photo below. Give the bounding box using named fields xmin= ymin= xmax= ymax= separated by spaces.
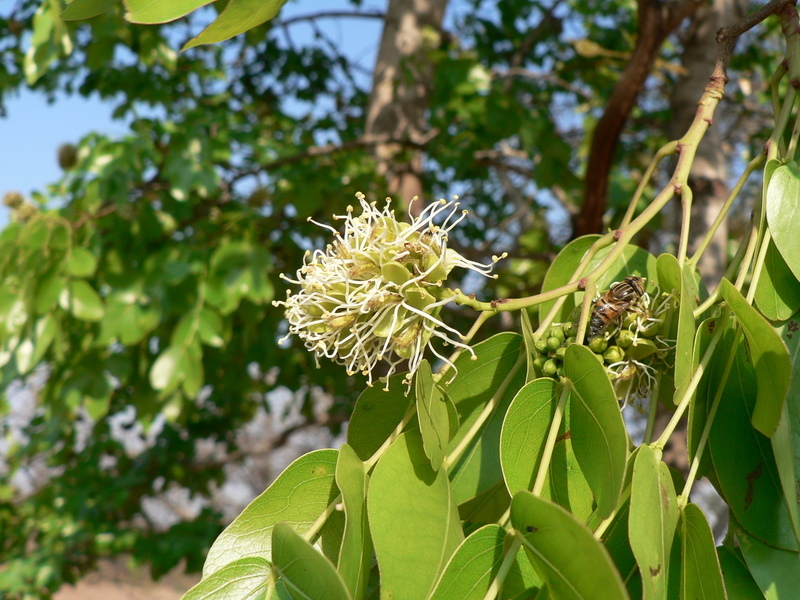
xmin=613 ymin=229 xmax=623 ymax=241
xmin=578 ymin=278 xmax=588 ymax=291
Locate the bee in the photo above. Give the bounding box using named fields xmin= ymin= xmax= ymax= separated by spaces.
xmin=587 ymin=276 xmax=646 ymax=341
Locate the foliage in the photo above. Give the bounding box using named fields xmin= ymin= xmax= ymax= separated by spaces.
xmin=2 ymin=0 xmax=800 ymax=599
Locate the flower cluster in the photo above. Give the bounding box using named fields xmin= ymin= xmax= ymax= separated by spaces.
xmin=274 ymin=193 xmax=504 ymax=388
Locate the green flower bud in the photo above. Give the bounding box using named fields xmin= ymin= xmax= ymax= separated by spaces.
xmin=546 ymin=337 xmax=562 ymax=352
xmin=565 ymin=336 xmax=576 ymax=345
xmin=549 ymin=326 xmax=565 ymax=342
xmin=603 ymin=345 xmax=624 ymax=363
xmin=535 ymin=339 xmax=549 ymax=354
xmin=639 ymin=321 xmax=661 ymax=338
xmin=555 ymin=346 xmax=567 ymax=361
xmin=561 ymin=322 xmax=575 ymax=337
xmin=617 ymin=329 xmax=635 ymax=349
xmin=588 ymin=336 xmax=608 ymax=354
xmin=542 ymin=359 xmax=558 ymax=376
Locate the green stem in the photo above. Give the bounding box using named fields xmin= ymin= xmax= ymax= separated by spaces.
xmin=689 ymin=154 xmax=764 ymax=266
xmin=305 ymin=493 xmax=342 ymax=542
xmin=619 ymin=141 xmax=679 ymax=228
xmin=531 ymin=382 xmax=570 ymax=496
xmin=680 ymin=328 xmax=739 ymax=503
xmin=436 ymin=310 xmax=492 ymax=382
xmin=653 ymin=309 xmax=730 ymax=449
xmin=746 ymin=227 xmax=772 ymax=303
xmin=481 ymin=535 xmax=523 ymax=600
xmin=443 ymin=354 xmax=525 ymax=470
xmin=677 ymin=185 xmax=694 ymax=269
xmin=363 ymin=402 xmax=417 ymax=470
xmin=734 ymin=216 xmax=761 ymax=291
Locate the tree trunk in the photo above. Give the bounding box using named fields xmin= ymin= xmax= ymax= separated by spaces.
xmin=669 ymin=0 xmax=746 ymax=290
xmin=364 ymin=0 xmax=448 ymax=215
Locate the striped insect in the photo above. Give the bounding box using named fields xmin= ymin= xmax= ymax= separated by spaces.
xmin=587 ymin=276 xmax=646 ymax=341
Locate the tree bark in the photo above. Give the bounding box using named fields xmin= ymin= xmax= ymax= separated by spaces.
xmin=669 ymin=0 xmax=746 ymax=289
xmin=574 ymin=0 xmax=700 ymax=237
xmin=364 ymin=0 xmax=448 ymax=215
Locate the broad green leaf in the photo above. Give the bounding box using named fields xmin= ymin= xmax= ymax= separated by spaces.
xmin=58 ymin=279 xmax=104 ymax=321
xmin=716 ymin=546 xmax=764 ymax=600
xmin=123 ymin=0 xmax=213 ymax=24
xmin=538 ymin=234 xmax=601 ymax=324
xmin=416 ymin=359 xmax=450 ymax=470
xmin=736 ymin=520 xmax=800 ymax=600
xmin=61 ymin=0 xmax=120 ymax=20
xmin=198 ymin=306 xmax=225 ymax=347
xmin=181 ymin=557 xmax=272 ymax=600
xmin=149 ymin=346 xmax=183 ymax=392
xmin=500 ymin=378 xmax=593 ymax=521
xmin=66 ymin=246 xmax=98 ymax=278
xmin=511 ymin=491 xmax=629 ymax=600
xmin=272 ymin=523 xmax=351 ymax=600
xmin=656 ymin=253 xmax=695 ymax=406
xmin=368 ymin=430 xmax=463 ymax=600
xmin=347 ymin=373 xmax=413 ymax=461
xmin=629 ymin=445 xmax=679 ymax=600
xmin=600 ymin=499 xmax=641 ymax=599
xmin=445 ymin=333 xmax=526 ymax=504
xmin=708 ymin=342 xmax=798 ymax=550
xmin=720 ymin=278 xmax=791 ymax=436
xmin=681 ymin=504 xmax=726 ymax=600
xmin=335 ymin=444 xmax=371 ymax=600
xmin=564 ymin=344 xmax=628 ymax=517
xmin=755 ymin=239 xmax=800 ymax=322
xmin=687 ymin=316 xmax=726 ymax=474
xmin=34 ymin=270 xmax=65 ymax=313
xmin=766 ymin=161 xmax=800 ymax=281
xmin=203 ymin=449 xmax=339 ymax=577
xmin=429 ymin=524 xmax=541 ymax=600
xmin=15 ymin=314 xmax=56 ymax=375
xmin=182 ymin=0 xmax=289 ymax=50
xmin=775 ymin=314 xmax=800 ymax=548
xmin=458 ymin=480 xmax=511 ymax=526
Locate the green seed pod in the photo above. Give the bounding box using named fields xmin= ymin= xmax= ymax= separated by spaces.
xmin=535 ymin=339 xmax=549 ymax=354
xmin=603 ymin=345 xmax=624 ymax=363
xmin=546 ymin=337 xmax=562 ymax=352
xmin=555 ymin=346 xmax=567 ymax=361
xmin=549 ymin=326 xmax=565 ymax=342
xmin=561 ymin=322 xmax=575 ymax=337
xmin=617 ymin=329 xmax=635 ymax=349
xmin=588 ymin=336 xmax=608 ymax=354
xmin=542 ymin=359 xmax=558 ymax=376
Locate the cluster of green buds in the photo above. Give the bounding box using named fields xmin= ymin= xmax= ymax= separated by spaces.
xmin=533 ymin=288 xmax=676 ymax=410
xmin=274 ymin=192 xmax=505 ymax=388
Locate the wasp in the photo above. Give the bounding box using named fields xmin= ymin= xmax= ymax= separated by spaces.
xmin=587 ymin=276 xmax=646 ymax=341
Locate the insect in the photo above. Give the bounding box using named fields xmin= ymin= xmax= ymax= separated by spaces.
xmin=587 ymin=276 xmax=646 ymax=341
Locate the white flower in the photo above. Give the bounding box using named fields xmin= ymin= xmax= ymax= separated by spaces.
xmin=273 ymin=192 xmax=504 ymax=388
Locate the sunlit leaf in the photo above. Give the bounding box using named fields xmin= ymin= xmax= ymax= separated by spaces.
xmin=182 ymin=0 xmax=289 ymax=50
xmin=755 ymin=239 xmax=800 ymax=322
xmin=58 ymin=279 xmax=104 ymax=322
xmin=335 ymin=444 xmax=371 ymax=600
xmin=766 ymin=161 xmax=800 ymax=281
xmin=538 ymin=235 xmax=601 ymax=324
xmin=680 ymin=504 xmax=726 ymax=600
xmin=564 ymin=344 xmax=628 ymax=517
xmin=61 ymin=0 xmax=121 ymax=20
xmin=181 ymin=557 xmax=272 ymax=600
xmin=416 ymin=359 xmax=450 ymax=470
xmin=123 ymin=0 xmax=213 ymax=24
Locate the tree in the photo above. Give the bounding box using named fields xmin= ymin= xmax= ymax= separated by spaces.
xmin=1 ymin=0 xmax=799 ymax=598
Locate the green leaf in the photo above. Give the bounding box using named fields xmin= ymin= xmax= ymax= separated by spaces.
xmin=656 ymin=253 xmax=695 ymax=405
xmin=511 ymin=491 xmax=629 ymax=600
xmin=58 ymin=280 xmax=105 ymax=322
xmin=271 ymin=523 xmax=351 ymax=600
xmin=203 ymin=449 xmax=339 ymax=577
xmin=500 ymin=378 xmax=594 ymax=521
xmin=766 ymin=161 xmax=800 ymax=281
xmin=66 ymin=246 xmax=98 ymax=278
xmin=347 ymin=373 xmax=413 ymax=461
xmin=716 ymin=546 xmax=764 ymax=600
xmin=182 ymin=0 xmax=289 ymax=50
xmin=61 ymin=0 xmax=121 ymax=20
xmin=15 ymin=314 xmax=56 ymax=375
xmin=197 ymin=306 xmax=225 ymax=347
xmin=708 ymin=341 xmax=798 ymax=550
xmin=720 ymin=278 xmax=791 ymax=436
xmin=563 ymin=344 xmax=628 ymax=517
xmin=367 ymin=430 xmax=463 ymax=600
xmin=687 ymin=316 xmax=724 ymax=474
xmin=181 ymin=557 xmax=272 ymax=600
xmin=445 ymin=333 xmax=525 ymax=504
xmin=680 ymin=504 xmax=726 ymax=600
xmin=538 ymin=235 xmax=601 ymax=324
xmin=755 ymin=239 xmax=800 ymax=322
xmin=429 ymin=524 xmax=542 ymax=600
xmin=335 ymin=444 xmax=371 ymax=600
xmin=600 ymin=498 xmax=641 ymax=599
xmin=629 ymin=445 xmax=679 ymax=600
xmin=775 ymin=313 xmax=800 ymax=547
xmin=123 ymin=0 xmax=213 ymax=24
xmin=416 ymin=359 xmax=450 ymax=470
xmin=149 ymin=346 xmax=183 ymax=392
xmin=736 ymin=519 xmax=800 ymax=600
